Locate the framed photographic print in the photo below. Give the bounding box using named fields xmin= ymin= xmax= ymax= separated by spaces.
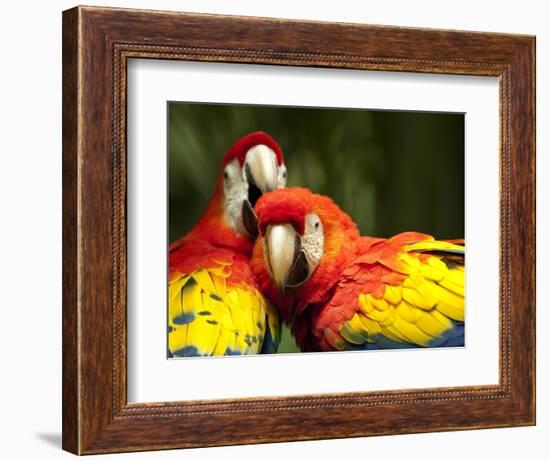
xmin=62 ymin=6 xmax=535 ymax=454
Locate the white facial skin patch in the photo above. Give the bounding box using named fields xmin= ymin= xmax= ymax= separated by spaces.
xmin=223 ymin=146 xmax=286 ymax=236
xmin=300 ymin=212 xmax=324 ymax=278
xmin=223 ymin=158 xmax=249 ymax=235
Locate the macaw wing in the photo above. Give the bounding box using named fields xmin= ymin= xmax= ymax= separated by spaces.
xmin=168 ymin=262 xmax=280 ymax=357
xmin=320 ymin=234 xmax=465 ymax=351
xmin=260 ymin=299 xmax=281 ymax=354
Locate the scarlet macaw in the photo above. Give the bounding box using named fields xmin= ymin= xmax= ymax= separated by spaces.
xmin=251 ymin=187 xmax=465 ymax=352
xmin=168 ymin=132 xmax=287 ymax=357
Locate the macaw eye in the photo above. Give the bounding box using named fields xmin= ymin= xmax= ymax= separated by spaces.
xmin=314 ymin=221 xmax=320 ymax=230
xmin=282 ymin=170 xmax=287 ymax=178
xmin=224 ymin=170 xmax=229 ymax=180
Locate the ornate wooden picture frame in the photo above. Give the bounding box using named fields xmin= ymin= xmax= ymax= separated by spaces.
xmin=62 ymin=5 xmax=535 ymax=454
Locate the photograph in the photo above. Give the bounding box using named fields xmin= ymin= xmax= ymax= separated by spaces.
xmin=167 ymin=102 xmax=465 ymax=357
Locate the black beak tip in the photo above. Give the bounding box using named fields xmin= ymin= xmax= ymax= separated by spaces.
xmin=244 ymin=163 xmax=264 ymax=207
xmin=286 ymin=250 xmax=310 ymax=288
xmin=242 ymin=199 xmax=259 ymax=238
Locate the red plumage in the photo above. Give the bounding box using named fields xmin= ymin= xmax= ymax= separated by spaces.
xmin=169 ymin=238 xmax=253 ymax=286
xmin=168 ymin=132 xmax=287 ymax=357
xmin=170 ymin=132 xmax=284 ymax=279
xmin=252 ymin=188 xmax=362 ymax=330
xmin=251 ymin=187 xmax=463 ymax=352
xmin=256 ymin=194 xmax=307 ymax=235
xmin=169 ymin=177 xmax=253 ymax=261
xmin=222 ymin=131 xmax=284 ymax=168
xmin=171 ymin=131 xmax=284 ymax=261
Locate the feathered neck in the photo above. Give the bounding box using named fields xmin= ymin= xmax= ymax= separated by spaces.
xmin=183 ymin=177 xmax=253 ymax=256
xmin=292 ymin=206 xmax=360 ymax=312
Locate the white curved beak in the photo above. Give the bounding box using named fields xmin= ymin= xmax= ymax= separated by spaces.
xmin=265 ymin=224 xmax=298 ymax=292
xmin=245 ymin=145 xmax=278 ymax=193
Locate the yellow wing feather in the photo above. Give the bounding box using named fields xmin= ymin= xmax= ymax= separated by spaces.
xmin=341 ymin=245 xmax=465 ymax=349
xmin=168 ymin=265 xmax=279 ymax=357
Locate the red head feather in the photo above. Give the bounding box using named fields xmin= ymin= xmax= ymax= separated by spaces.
xmin=256 ymin=192 xmax=307 ymax=235
xmin=252 ymin=187 xmax=361 ymax=320
xmin=255 ymin=187 xmax=359 ymax=238
xmin=170 ymin=132 xmax=285 ymax=258
xmin=222 ymin=131 xmax=284 ymax=167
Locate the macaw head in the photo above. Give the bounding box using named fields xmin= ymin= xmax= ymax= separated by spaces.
xmin=253 ymin=187 xmax=360 ymax=305
xmin=220 ymin=132 xmax=287 ymax=238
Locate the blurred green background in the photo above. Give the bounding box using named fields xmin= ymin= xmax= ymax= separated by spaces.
xmin=168 ymin=102 xmax=464 ymax=353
